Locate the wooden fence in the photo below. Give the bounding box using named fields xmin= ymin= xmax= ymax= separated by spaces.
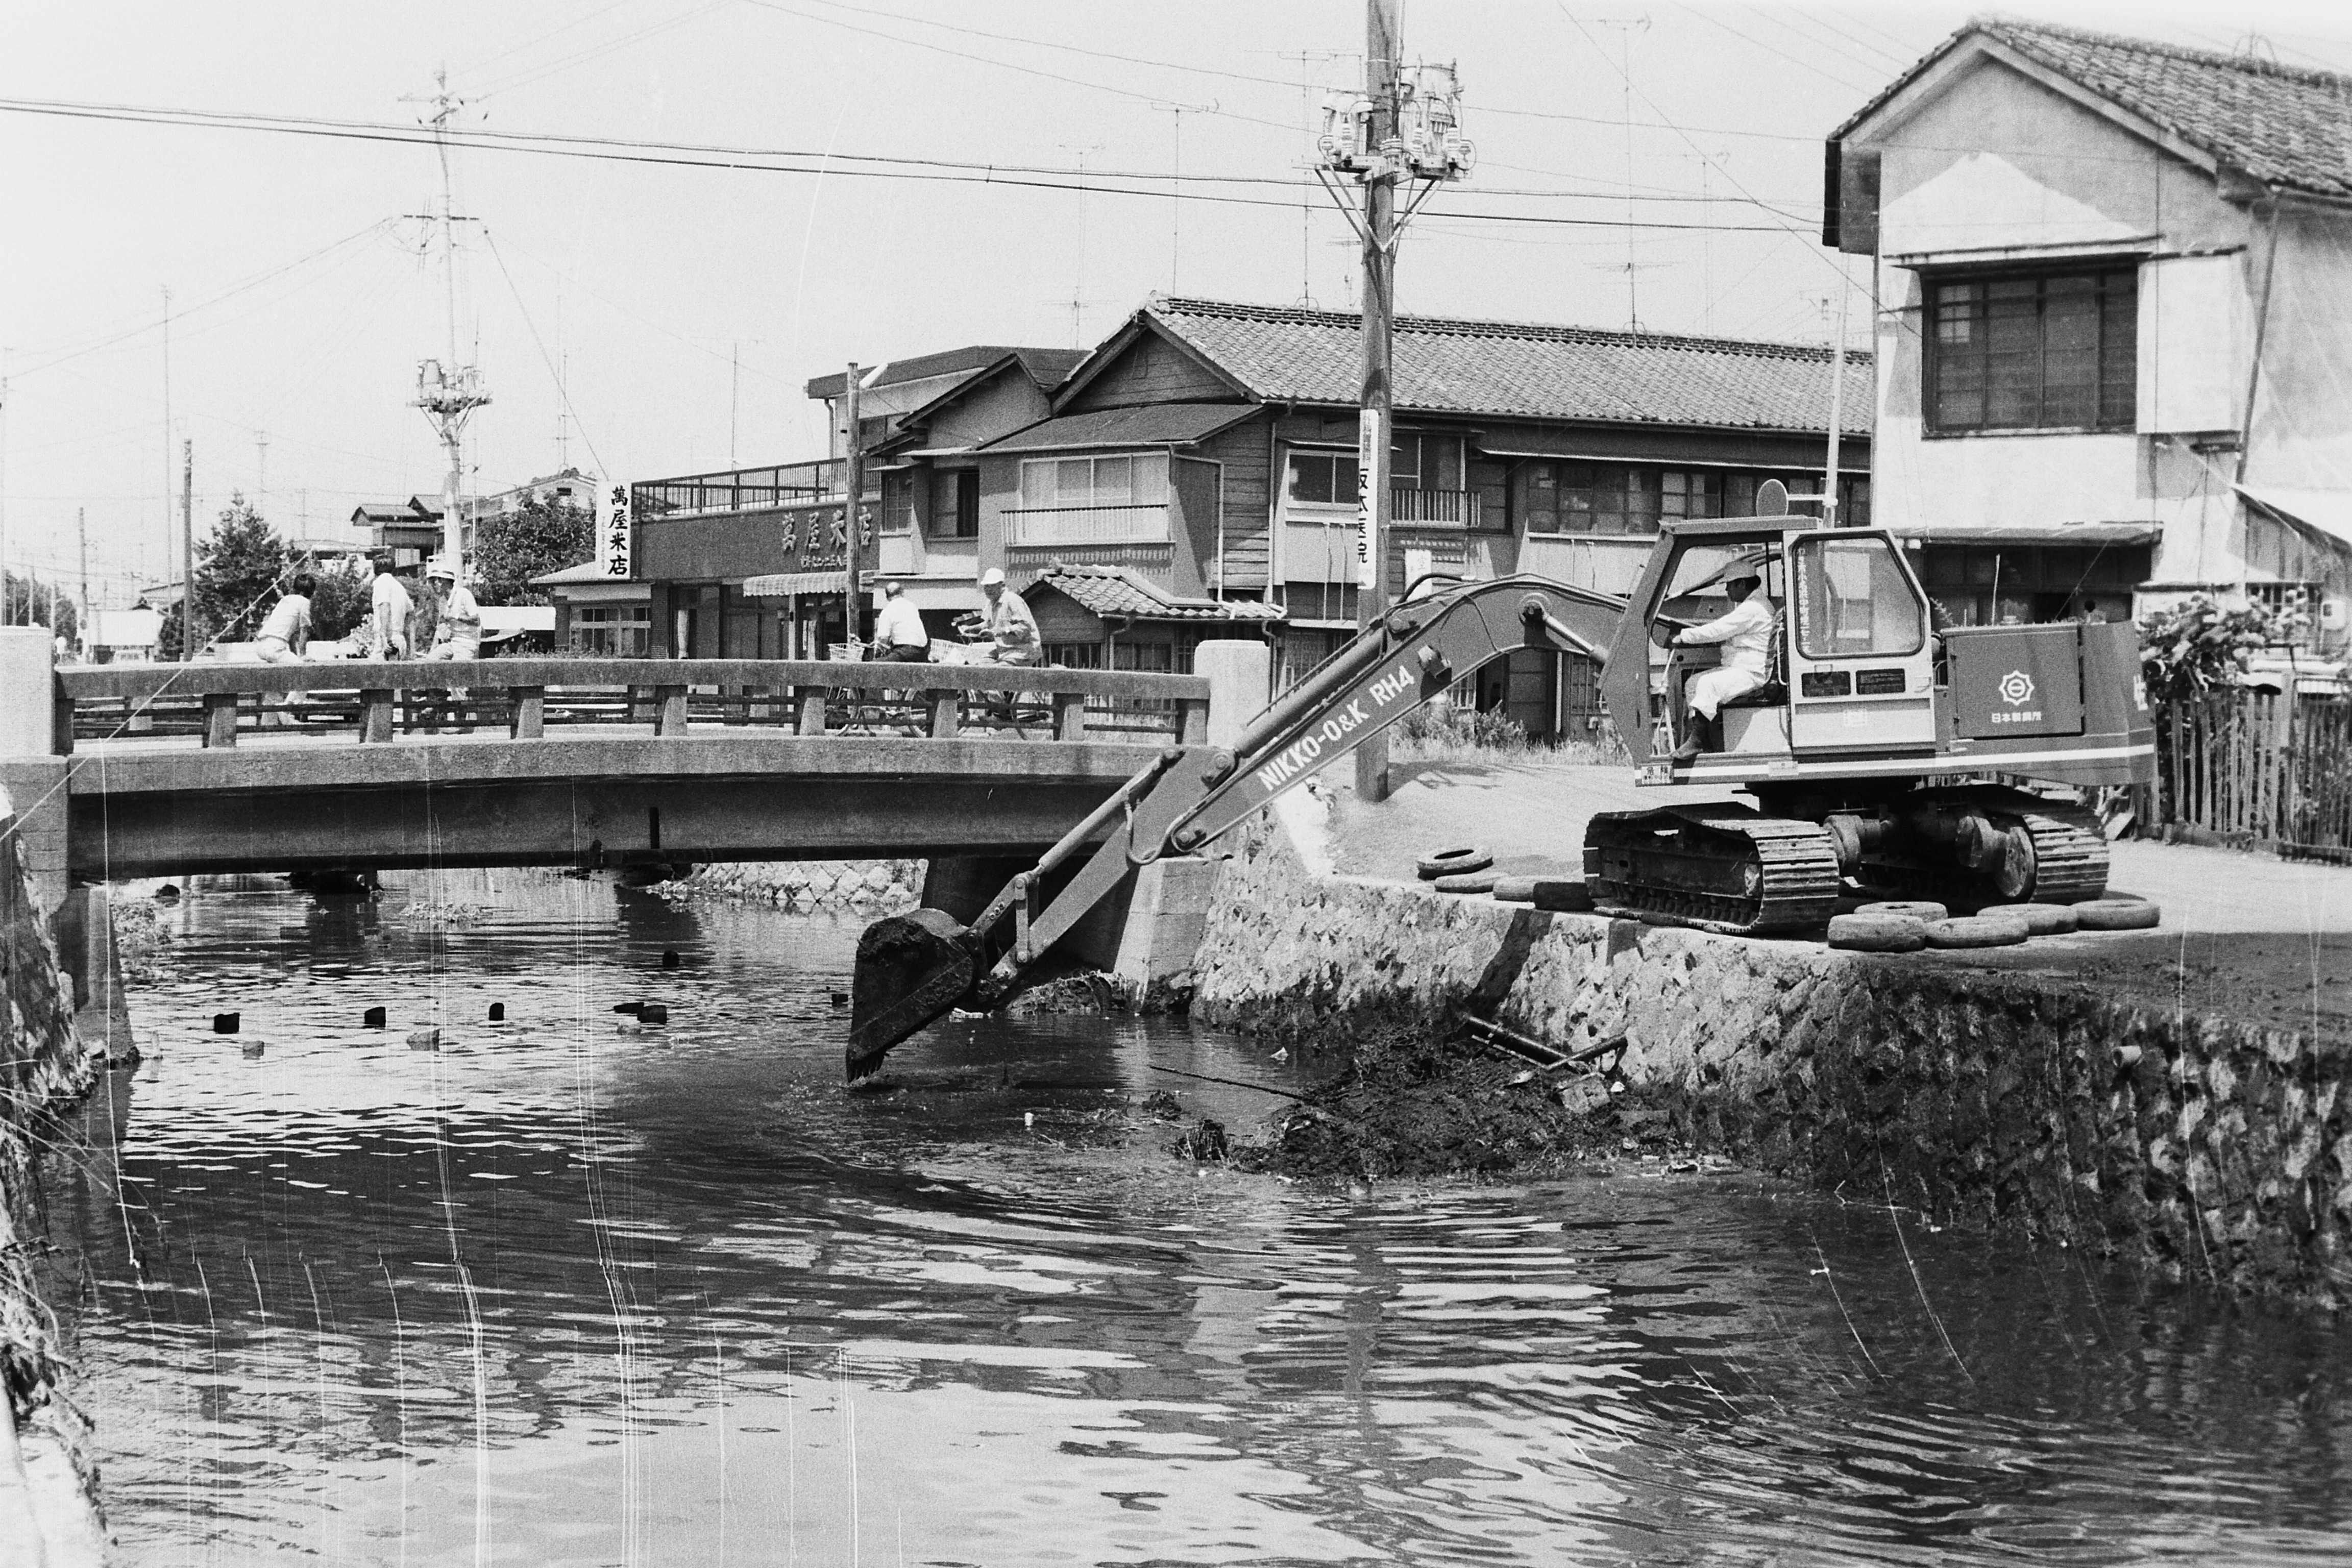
xmin=2159 ymin=692 xmax=2352 ymax=858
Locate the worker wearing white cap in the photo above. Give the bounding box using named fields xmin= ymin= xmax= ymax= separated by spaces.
xmin=421 ymin=557 xmax=483 ymax=662
xmin=972 ymin=566 xmax=1039 ymax=667
xmin=1669 ymin=562 xmax=1776 ymax=760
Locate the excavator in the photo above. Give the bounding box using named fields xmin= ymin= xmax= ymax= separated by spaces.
xmin=848 ymin=513 xmax=2155 ymax=1078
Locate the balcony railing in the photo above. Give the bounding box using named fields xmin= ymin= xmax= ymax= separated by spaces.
xmin=1391 ymin=487 xmax=1480 ymax=526
xmin=1002 ymin=503 xmax=1172 ymax=548
xmin=634 ymin=459 xmax=879 ymax=519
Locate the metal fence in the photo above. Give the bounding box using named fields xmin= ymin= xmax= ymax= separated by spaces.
xmin=2159 ymin=692 xmax=2352 ymax=859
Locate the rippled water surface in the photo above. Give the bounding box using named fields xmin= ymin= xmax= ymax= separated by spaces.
xmin=39 ymin=871 xmax=2352 ymax=1565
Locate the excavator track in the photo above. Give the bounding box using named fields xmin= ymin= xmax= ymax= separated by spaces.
xmin=1584 ymin=806 xmax=1843 ymax=935
xmin=1852 ymin=786 xmax=2111 ymax=907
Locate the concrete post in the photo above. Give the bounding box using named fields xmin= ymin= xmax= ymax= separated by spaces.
xmin=1192 ymin=640 xmax=1270 ymax=751
xmin=0 ymin=627 xmax=57 ymax=757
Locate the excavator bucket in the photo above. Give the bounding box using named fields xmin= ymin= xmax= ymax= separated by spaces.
xmin=847 ymin=908 xmax=979 ymax=1080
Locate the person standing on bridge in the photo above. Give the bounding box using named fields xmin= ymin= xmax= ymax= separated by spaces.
xmin=872 ymin=580 xmax=930 ymax=665
xmin=971 ymin=567 xmax=1039 ymax=667
xmin=253 ymin=573 xmax=315 ymax=663
xmin=367 ymin=556 xmax=412 ymax=660
xmin=422 ymin=558 xmax=483 ymax=662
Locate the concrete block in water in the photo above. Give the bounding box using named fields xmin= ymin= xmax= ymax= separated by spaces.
xmin=407 ymin=1028 xmax=440 ymax=1051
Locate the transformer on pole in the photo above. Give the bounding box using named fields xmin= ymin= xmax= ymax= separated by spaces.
xmin=406 ymin=68 xmax=488 ymax=579
xmin=1313 ymin=7 xmax=1473 ymax=801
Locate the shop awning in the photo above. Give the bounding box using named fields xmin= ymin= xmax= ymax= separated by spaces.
xmin=743 ymin=571 xmax=848 ymax=597
xmin=1882 ymin=521 xmax=2162 ymax=547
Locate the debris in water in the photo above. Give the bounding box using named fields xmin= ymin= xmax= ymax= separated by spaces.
xmin=613 ymin=1001 xmax=644 ymax=1015
xmin=362 ymin=1006 xmax=386 ymax=1029
xmin=488 ymin=1002 xmax=506 ymax=1022
xmin=1172 ymin=1118 xmax=1229 ymax=1162
xmin=212 ymin=1013 xmax=239 ymax=1035
xmin=829 ymin=991 xmax=850 ymax=1009
xmin=239 ymin=1040 xmax=265 ymax=1059
xmin=661 ymin=949 xmax=681 ymax=969
xmin=1137 ymin=1090 xmax=1184 ymax=1121
xmin=407 ymin=1029 xmax=440 ymax=1051
xmin=155 ymin=884 xmax=180 ymax=902
xmin=638 ymin=1002 xmax=669 ymax=1025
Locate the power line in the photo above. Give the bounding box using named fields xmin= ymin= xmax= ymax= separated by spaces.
xmin=0 ymin=94 xmax=1806 ymax=234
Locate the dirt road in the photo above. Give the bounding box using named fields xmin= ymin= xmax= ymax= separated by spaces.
xmin=1315 ymin=754 xmax=2352 ymax=1038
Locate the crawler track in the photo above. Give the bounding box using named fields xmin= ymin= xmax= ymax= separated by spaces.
xmin=1584 ymin=806 xmax=1842 ymax=935
xmin=1852 ymin=786 xmax=2111 ymax=907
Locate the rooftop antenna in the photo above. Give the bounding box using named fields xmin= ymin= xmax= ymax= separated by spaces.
xmin=1058 ymin=142 xmax=1108 ymax=346
xmin=1592 ymin=17 xmax=1650 ymax=330
xmin=403 ymin=66 xmax=489 ymax=577
xmin=1147 ymin=99 xmax=1218 ymax=292
xmin=1262 ymin=47 xmax=1355 ymax=306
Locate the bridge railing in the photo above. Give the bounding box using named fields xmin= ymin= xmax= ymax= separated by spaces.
xmin=51 ymin=658 xmax=1214 ymax=753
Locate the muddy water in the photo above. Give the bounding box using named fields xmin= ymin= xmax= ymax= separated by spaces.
xmin=41 ymin=872 xmax=2352 ymax=1565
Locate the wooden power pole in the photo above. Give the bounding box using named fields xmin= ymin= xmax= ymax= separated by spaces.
xmin=180 ymin=439 xmax=193 ymax=659
xmin=77 ymin=506 xmax=89 ymax=660
xmin=842 ymin=362 xmax=864 ymax=655
xmin=1354 ymin=0 xmax=1402 ymax=804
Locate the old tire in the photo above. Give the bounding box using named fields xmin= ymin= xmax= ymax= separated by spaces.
xmin=1417 ymin=844 xmax=1493 ymax=879
xmin=1827 ymin=913 xmax=1925 ymax=953
xmin=1530 ymin=878 xmax=1594 ymax=913
xmin=1924 ymin=915 xmax=2029 ymax=949
xmin=1855 ymin=900 xmax=1948 ymax=924
xmin=1434 ymin=871 xmax=1501 ymax=895
xmin=1993 ymin=901 xmax=2079 ymax=936
xmin=1491 ymin=876 xmax=1536 ymax=903
xmin=2075 ymin=897 xmax=2161 ymax=931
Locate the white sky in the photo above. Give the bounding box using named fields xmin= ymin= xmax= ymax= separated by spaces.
xmin=2 ymin=0 xmax=2347 ymax=603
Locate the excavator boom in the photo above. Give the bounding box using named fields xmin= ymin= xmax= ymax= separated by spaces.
xmin=847 ymin=575 xmax=1628 ymax=1077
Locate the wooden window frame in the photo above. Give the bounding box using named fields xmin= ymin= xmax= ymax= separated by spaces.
xmin=1924 ymin=266 xmax=2138 ymax=436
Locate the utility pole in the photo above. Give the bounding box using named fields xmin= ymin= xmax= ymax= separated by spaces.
xmin=77 ymin=507 xmax=89 ymax=660
xmin=1354 ymin=1 xmax=1401 ymax=803
xmin=180 ymin=439 xmax=194 ymax=660
xmin=0 ymin=365 xmax=10 ymax=628
xmin=161 ymin=285 xmax=172 ymax=602
xmin=1057 ymin=142 xmax=1107 ymax=346
xmin=1312 ymin=3 xmax=1471 ymax=803
xmin=842 ymin=363 xmax=864 ymax=656
xmin=255 ymin=430 xmax=269 ymax=519
xmin=1823 ymin=267 xmax=1850 ymax=526
xmin=407 ymin=68 xmax=489 ymax=579
xmin=730 ymin=342 xmax=741 ymax=468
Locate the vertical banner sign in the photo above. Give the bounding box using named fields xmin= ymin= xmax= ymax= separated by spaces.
xmin=1355 ymin=407 xmax=1383 ymax=590
xmin=598 ymin=481 xmax=633 ymax=579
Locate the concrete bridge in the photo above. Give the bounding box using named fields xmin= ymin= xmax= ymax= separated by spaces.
xmin=0 ymin=629 xmax=1254 ymax=914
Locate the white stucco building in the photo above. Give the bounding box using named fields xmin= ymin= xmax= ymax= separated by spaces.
xmin=1827 ymin=20 xmax=2352 ymax=653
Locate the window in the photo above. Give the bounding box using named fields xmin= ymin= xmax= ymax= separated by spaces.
xmin=1928 ymin=268 xmax=2137 ymax=433
xmin=1793 ymin=536 xmax=1923 ymax=660
xmin=1042 ymin=641 xmax=1104 ymax=669
xmin=1018 ymin=454 xmax=1167 ymax=508
xmin=570 ymin=604 xmax=651 ymax=656
xmin=1660 ymin=471 xmax=1723 ymax=521
xmin=1514 ymin=461 xmax=1660 ymax=536
xmin=932 ymin=469 xmax=980 ymax=538
xmin=881 ymin=472 xmax=916 ymax=534
xmin=1285 ymin=449 xmax=1359 ymax=507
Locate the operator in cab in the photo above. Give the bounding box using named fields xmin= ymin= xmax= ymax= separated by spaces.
xmin=1668 ymin=563 xmax=1775 ymax=761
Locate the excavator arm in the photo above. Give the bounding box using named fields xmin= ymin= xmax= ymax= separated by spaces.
xmin=846 ymin=574 xmax=1628 ymax=1077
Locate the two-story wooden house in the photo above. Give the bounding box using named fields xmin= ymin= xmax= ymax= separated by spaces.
xmin=958 ymin=297 xmax=1869 ymax=736
xmin=1827 ymin=20 xmax=2352 ymax=653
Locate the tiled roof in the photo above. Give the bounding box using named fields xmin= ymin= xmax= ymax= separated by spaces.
xmin=981 ymin=402 xmax=1257 ymax=453
xmin=1836 ymin=20 xmax=2352 ymax=202
xmin=805 ymin=346 xmax=1090 ymax=400
xmin=1027 ymin=564 xmax=1286 ymax=622
xmin=1139 ymin=298 xmax=1872 ymax=436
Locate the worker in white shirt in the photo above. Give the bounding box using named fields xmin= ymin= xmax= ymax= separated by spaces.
xmin=421 ymin=558 xmax=483 ymax=661
xmin=368 ymin=556 xmax=412 ymax=659
xmin=253 ymin=573 xmax=314 ymax=663
xmin=1669 ymin=565 xmax=1777 ymax=761
xmin=871 ymin=580 xmax=930 ymax=664
xmin=971 ymin=567 xmax=1039 ymax=667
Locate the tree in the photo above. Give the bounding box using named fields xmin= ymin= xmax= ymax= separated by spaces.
xmin=189 ymin=494 xmax=290 ymax=647
xmin=1 ymin=571 xmax=77 ymax=647
xmin=302 ymin=557 xmax=373 ymax=642
xmin=472 ymin=493 xmax=592 ymax=605
xmin=2138 ymin=594 xmax=2298 ymax=706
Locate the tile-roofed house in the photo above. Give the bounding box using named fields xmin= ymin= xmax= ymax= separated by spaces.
xmin=1090 ymin=298 xmax=1873 ymax=437
xmin=1827 ymin=16 xmax=2352 ymax=651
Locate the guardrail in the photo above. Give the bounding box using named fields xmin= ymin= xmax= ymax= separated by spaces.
xmin=52 ymin=658 xmax=1213 ymax=754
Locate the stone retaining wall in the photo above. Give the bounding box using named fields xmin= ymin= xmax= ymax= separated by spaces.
xmin=652 ymin=859 xmax=922 ymax=911
xmin=1192 ymin=823 xmax=2352 ymax=1309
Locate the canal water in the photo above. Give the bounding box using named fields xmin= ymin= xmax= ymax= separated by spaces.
xmin=41 ymin=872 xmax=2352 ymax=1566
